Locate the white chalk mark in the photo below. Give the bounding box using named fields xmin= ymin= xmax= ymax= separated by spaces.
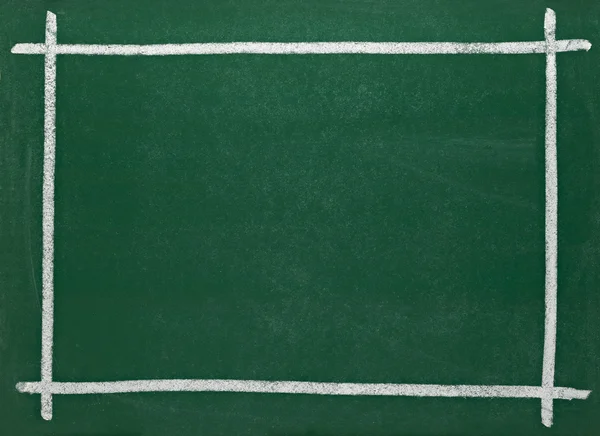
xmin=15 ymin=380 xmax=591 ymax=400
xmin=40 ymin=11 xmax=57 ymax=422
xmin=542 ymin=8 xmax=559 ymax=428
xmin=11 ymin=9 xmax=594 ymax=425
xmin=11 ymin=39 xmax=591 ymax=56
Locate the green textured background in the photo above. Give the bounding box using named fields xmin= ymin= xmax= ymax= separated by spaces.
xmin=1 ymin=1 xmax=598 ymax=435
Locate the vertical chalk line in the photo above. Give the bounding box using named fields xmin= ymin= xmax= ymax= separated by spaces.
xmin=542 ymin=8 xmax=558 ymax=428
xmin=40 ymin=10 xmax=57 ymax=422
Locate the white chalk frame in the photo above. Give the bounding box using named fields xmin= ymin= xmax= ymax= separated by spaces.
xmin=11 ymin=9 xmax=593 ymax=428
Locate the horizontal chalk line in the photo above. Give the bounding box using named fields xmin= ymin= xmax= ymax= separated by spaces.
xmin=11 ymin=40 xmax=592 ymax=56
xmin=16 ymin=380 xmax=591 ymax=400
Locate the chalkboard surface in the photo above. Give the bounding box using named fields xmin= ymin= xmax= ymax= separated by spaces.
xmin=1 ymin=1 xmax=599 ymax=435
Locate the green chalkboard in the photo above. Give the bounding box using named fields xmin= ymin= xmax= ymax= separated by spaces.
xmin=1 ymin=1 xmax=599 ymax=435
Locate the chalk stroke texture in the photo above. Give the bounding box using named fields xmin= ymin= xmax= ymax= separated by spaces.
xmin=11 ymin=9 xmax=592 ymax=427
